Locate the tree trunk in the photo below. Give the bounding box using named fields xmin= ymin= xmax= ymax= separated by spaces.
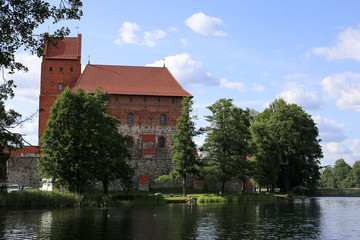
xmin=241 ymin=178 xmax=246 ymax=193
xmin=102 ymin=175 xmax=109 ymax=195
xmin=258 ymin=185 xmax=261 ymax=194
xmin=220 ymin=181 xmax=225 ymax=195
xmin=182 ymin=174 xmax=187 ymax=197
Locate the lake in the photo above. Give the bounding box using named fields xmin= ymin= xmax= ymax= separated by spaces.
xmin=1 ymin=197 xmax=360 ymax=239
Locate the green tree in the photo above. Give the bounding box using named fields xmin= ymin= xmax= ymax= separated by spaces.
xmin=201 ymin=99 xmax=251 ymax=194
xmin=350 ymin=161 xmax=360 ymax=188
xmin=38 ymin=88 xmax=133 ymax=193
xmin=332 ymin=159 xmax=352 ymax=188
xmin=320 ymin=166 xmax=335 ymax=188
xmin=250 ymin=121 xmax=281 ymax=192
xmin=156 ymin=97 xmax=202 ymax=196
xmin=0 ymin=81 xmax=23 ymax=179
xmin=259 ymin=98 xmax=323 ymax=193
xmin=1 ymin=0 xmax=82 ymax=73
xmin=1 ymin=0 xmax=82 ymax=179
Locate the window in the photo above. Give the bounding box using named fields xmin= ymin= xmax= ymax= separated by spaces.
xmin=70 ymin=67 xmax=73 ymax=72
xmin=158 ymin=97 xmax=161 ymax=103
xmin=159 ymin=137 xmax=165 ymax=148
xmin=160 ymin=114 xmax=166 ymax=125
xmin=60 ymin=67 xmax=63 ymax=72
xmin=49 ymin=67 xmax=53 ymax=72
xmin=130 ymin=96 xmax=133 ymax=102
xmin=58 ymin=83 xmax=63 ymax=90
xmin=127 ymin=113 xmax=134 ymax=124
xmin=127 ymin=137 xmax=134 ymax=148
xmin=144 ymin=97 xmax=147 ymax=102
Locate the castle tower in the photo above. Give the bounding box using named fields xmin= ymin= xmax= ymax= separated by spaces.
xmin=38 ymin=34 xmax=82 ymax=144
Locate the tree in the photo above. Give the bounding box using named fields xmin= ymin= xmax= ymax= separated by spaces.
xmin=332 ymin=159 xmax=352 ymax=188
xmin=38 ymin=88 xmax=133 ymax=193
xmin=1 ymin=0 xmax=82 ymax=178
xmin=156 ymin=97 xmax=202 ymax=196
xmin=0 ymin=81 xmax=23 ymax=179
xmin=250 ymin=121 xmax=281 ymax=192
xmin=320 ymin=166 xmax=335 ymax=188
xmin=201 ymin=99 xmax=251 ymax=194
xmin=1 ymin=0 xmax=83 ymax=73
xmin=259 ymin=98 xmax=323 ymax=193
xmin=350 ymin=161 xmax=360 ymax=188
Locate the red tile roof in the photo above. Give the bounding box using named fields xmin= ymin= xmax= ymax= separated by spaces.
xmin=44 ymin=34 xmax=81 ymax=60
xmin=72 ymin=65 xmax=192 ymax=97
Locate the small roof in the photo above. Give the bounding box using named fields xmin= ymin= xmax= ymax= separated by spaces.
xmin=72 ymin=64 xmax=192 ymax=97
xmin=43 ymin=34 xmax=81 ymax=60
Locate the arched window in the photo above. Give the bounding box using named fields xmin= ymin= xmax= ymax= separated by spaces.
xmin=58 ymin=83 xmax=63 ymax=90
xmin=127 ymin=113 xmax=134 ymax=124
xmin=160 ymin=114 xmax=166 ymax=125
xmin=127 ymin=137 xmax=134 ymax=148
xmin=159 ymin=136 xmax=165 ymax=148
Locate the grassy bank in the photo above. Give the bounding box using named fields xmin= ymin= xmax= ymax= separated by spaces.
xmin=313 ymin=188 xmax=360 ymax=197
xmin=0 ymin=188 xmax=287 ymax=209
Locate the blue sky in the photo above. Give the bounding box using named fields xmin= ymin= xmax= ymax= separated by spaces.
xmin=6 ymin=1 xmax=360 ymax=167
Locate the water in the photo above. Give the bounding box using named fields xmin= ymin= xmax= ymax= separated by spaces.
xmin=1 ymin=197 xmax=360 ymax=239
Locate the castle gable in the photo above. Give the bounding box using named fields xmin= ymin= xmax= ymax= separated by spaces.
xmin=72 ymin=64 xmax=192 ymax=97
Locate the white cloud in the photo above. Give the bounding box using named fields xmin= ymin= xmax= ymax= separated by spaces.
xmin=312 ymin=115 xmax=346 ymax=142
xmin=322 ymin=139 xmax=360 ymax=166
xmin=252 ymin=83 xmax=265 ymax=92
xmin=146 ymin=53 xmax=218 ymax=87
xmin=168 ymin=27 xmax=178 ymax=32
xmin=322 ymin=72 xmax=360 ymax=111
xmin=277 ymin=82 xmax=322 ymax=111
xmin=185 ymin=12 xmax=227 ymax=36
xmin=114 ymin=22 xmax=166 ymax=47
xmin=5 ymin=52 xmax=41 ymax=103
xmin=220 ymin=78 xmax=246 ymax=92
xmin=284 ymin=73 xmax=307 ymax=80
xmin=309 ymin=26 xmax=360 ymax=61
xmin=180 ymin=38 xmax=189 ymax=46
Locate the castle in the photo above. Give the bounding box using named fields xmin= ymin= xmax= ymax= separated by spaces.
xmin=7 ymin=34 xmax=252 ymax=191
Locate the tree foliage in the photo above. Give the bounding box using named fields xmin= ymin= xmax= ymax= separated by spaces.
xmin=156 ymin=97 xmax=202 ymax=196
xmin=38 ymin=88 xmax=133 ymax=194
xmin=257 ymin=98 xmax=323 ymax=192
xmin=201 ymin=99 xmax=251 ymax=194
xmin=0 ymin=0 xmax=82 ymax=179
xmin=320 ymin=159 xmax=360 ymax=188
xmin=1 ymin=0 xmax=83 ymax=73
xmin=250 ymin=121 xmax=281 ymax=192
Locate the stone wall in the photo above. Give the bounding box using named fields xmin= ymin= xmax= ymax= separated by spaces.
xmin=6 ymin=157 xmax=41 ymax=188
xmin=6 ymin=156 xmax=252 ymax=192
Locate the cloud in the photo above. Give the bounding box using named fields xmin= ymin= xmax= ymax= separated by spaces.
xmin=322 ymin=72 xmax=360 ymax=111
xmin=185 ymin=12 xmax=227 ymax=36
xmin=220 ymin=78 xmax=246 ymax=92
xmin=114 ymin=22 xmax=166 ymax=47
xmin=277 ymin=82 xmax=322 ymax=111
xmin=284 ymin=73 xmax=308 ymax=80
xmin=252 ymin=83 xmax=265 ymax=92
xmin=5 ymin=52 xmax=41 ymax=103
xmin=309 ymin=26 xmax=360 ymax=61
xmin=312 ymin=115 xmax=346 ymax=142
xmin=146 ymin=53 xmax=218 ymax=87
xmin=322 ymin=139 xmax=360 ymax=166
xmin=180 ymin=38 xmax=189 ymax=46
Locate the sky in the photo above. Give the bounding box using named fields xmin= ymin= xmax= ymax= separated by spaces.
xmin=5 ymin=0 xmax=360 ymax=167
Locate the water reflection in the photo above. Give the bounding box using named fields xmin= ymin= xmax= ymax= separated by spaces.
xmin=1 ymin=198 xmax=360 ymax=239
